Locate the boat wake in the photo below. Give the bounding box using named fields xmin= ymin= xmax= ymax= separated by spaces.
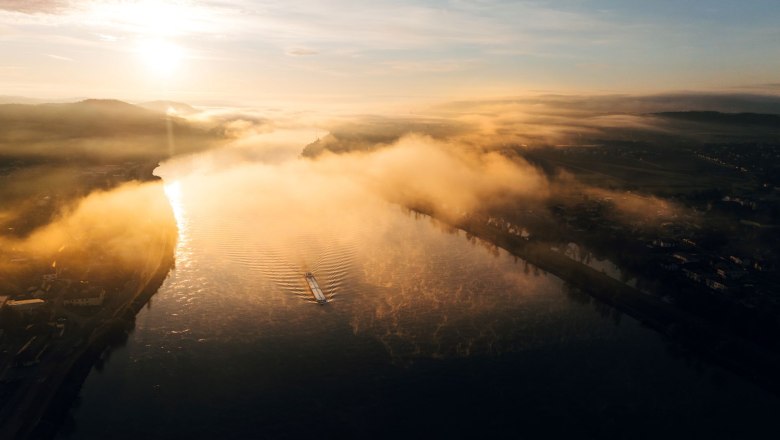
xmin=227 ymin=233 xmax=358 ymax=304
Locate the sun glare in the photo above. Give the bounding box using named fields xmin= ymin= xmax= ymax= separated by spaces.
xmin=84 ymin=1 xmax=207 ymax=78
xmin=137 ymin=39 xmax=183 ymax=77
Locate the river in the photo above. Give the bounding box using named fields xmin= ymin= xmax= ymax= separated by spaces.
xmin=56 ymin=156 xmax=780 ymax=439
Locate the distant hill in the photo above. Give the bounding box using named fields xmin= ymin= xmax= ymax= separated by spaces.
xmin=0 ymin=95 xmax=45 ymax=105
xmin=651 ymin=111 xmax=780 ymax=126
xmin=0 ymin=96 xmax=86 ymax=105
xmin=0 ymin=99 xmax=222 ymax=160
xmin=138 ymin=100 xmax=200 ymax=115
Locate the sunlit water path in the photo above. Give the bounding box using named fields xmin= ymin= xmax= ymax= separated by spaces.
xmin=58 ymin=171 xmax=780 ymax=439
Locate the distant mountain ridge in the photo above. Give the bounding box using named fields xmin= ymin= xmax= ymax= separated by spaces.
xmin=0 ymin=96 xmax=87 ymax=105
xmin=0 ymin=99 xmax=173 ymax=133
xmin=652 ymin=111 xmax=780 ymax=126
xmin=0 ymin=99 xmax=220 ymax=160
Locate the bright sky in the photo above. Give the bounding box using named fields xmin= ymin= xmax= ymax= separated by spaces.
xmin=1 ymin=0 xmax=779 ymax=106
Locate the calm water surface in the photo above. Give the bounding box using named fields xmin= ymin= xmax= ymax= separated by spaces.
xmin=57 ymin=166 xmax=780 ymax=439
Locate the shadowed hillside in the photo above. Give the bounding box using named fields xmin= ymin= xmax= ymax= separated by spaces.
xmin=0 ymin=99 xmax=222 ymax=161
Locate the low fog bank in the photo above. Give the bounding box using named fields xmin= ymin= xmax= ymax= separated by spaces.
xmin=156 ymin=91 xmax=780 ymax=227
xmin=4 ymin=91 xmax=777 ymax=260
xmin=1 ymin=182 xmax=173 ymax=264
xmin=298 ymin=93 xmax=779 ymax=161
xmin=0 ymin=181 xmax=176 ymax=293
xmin=312 ymin=135 xmax=548 ymax=219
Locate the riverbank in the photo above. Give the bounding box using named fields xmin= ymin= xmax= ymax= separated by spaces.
xmin=0 ymin=184 xmax=177 ymax=439
xmin=417 ymin=208 xmax=780 ymax=396
xmin=0 ymin=233 xmax=175 ymax=439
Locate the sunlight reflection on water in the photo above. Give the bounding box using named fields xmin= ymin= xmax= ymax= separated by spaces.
xmin=150 ymin=169 xmax=576 ymax=362
xmin=163 ymin=180 xmax=191 ymax=268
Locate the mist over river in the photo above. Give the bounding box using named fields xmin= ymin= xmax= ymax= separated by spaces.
xmin=56 ymin=152 xmax=780 ymax=439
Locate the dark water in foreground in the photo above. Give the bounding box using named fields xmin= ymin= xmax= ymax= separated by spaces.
xmin=57 ymin=175 xmax=780 ymax=439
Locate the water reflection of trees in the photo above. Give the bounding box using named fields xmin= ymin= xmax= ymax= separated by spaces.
xmin=391 ymin=208 xmax=740 ymax=386
xmin=346 ymin=211 xmax=618 ymax=365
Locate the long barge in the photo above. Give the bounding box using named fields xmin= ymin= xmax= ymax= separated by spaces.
xmin=304 ymin=272 xmax=327 ymax=304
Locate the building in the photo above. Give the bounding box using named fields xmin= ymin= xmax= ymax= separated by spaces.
xmin=652 ymin=238 xmax=675 ymax=248
xmin=6 ymin=298 xmax=46 ymax=312
xmin=706 ymin=278 xmax=728 ymax=292
xmin=63 ymin=287 xmax=105 ymax=307
xmin=673 ymin=253 xmax=701 ymax=265
xmin=31 ymin=288 xmax=48 ymax=299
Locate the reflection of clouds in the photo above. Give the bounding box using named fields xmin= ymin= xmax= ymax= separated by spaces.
xmin=346 ymin=210 xmax=573 ymax=364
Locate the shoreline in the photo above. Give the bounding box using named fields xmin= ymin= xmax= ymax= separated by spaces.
xmin=31 ymin=234 xmax=176 ymax=439
xmin=415 ymin=208 xmax=780 ymax=396
xmin=0 ymin=176 xmax=177 ymax=440
xmin=1 ymin=234 xmax=175 ymax=440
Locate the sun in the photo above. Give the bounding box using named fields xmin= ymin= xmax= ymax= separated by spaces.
xmin=83 ymin=1 xmax=213 ymax=79
xmin=137 ymin=38 xmax=183 ymax=77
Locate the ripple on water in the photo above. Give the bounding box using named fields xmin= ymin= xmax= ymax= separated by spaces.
xmin=192 ymin=221 xmax=361 ymax=304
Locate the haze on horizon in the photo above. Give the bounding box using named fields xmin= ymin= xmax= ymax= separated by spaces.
xmin=1 ymin=0 xmax=779 ymax=107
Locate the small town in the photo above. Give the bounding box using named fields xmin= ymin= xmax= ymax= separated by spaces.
xmin=0 ymin=158 xmax=176 ymax=438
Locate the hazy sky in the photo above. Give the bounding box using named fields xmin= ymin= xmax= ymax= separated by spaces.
xmin=1 ymin=0 xmax=779 ymax=105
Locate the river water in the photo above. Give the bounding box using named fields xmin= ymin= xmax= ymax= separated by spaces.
xmin=56 ymin=156 xmax=780 ymax=439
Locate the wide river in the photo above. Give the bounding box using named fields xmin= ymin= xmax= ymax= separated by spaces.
xmin=56 ymin=155 xmax=780 ymax=439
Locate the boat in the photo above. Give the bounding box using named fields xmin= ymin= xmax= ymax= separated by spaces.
xmin=304 ymin=272 xmax=327 ymax=304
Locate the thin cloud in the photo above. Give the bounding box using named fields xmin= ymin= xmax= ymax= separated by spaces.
xmin=96 ymin=33 xmax=118 ymax=42
xmin=0 ymin=0 xmax=71 ymax=14
xmin=381 ymin=59 xmax=476 ymax=73
xmin=2 ymin=1 xmax=779 ymax=101
xmin=223 ymin=0 xmax=621 ymax=52
xmin=286 ymin=47 xmax=318 ymax=56
xmin=45 ymin=53 xmax=73 ymax=61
